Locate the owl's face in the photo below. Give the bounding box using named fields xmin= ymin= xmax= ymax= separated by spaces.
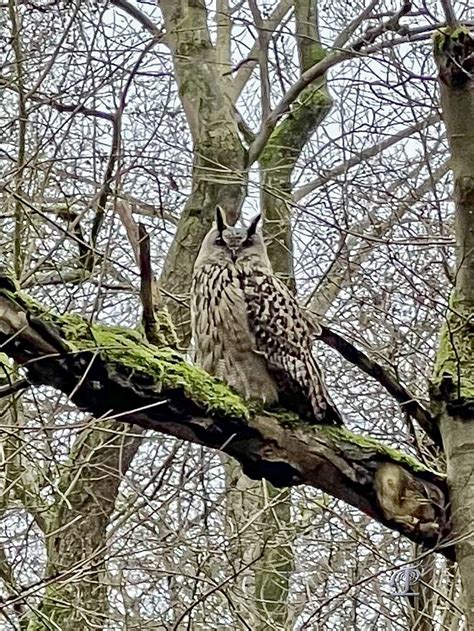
xmin=195 ymin=207 xmax=271 ymax=269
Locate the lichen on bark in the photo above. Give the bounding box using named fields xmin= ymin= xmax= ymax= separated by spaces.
xmin=432 ymin=24 xmax=474 ymax=626
xmin=432 ymin=291 xmax=474 ymax=403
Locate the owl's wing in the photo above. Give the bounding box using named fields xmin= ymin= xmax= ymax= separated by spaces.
xmin=240 ymin=270 xmax=343 ymax=425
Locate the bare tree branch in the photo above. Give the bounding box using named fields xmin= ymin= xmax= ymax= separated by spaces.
xmin=230 ymin=0 xmax=293 ymax=102
xmin=110 ymin=0 xmax=164 ymax=40
xmin=351 ymin=0 xmax=412 ymax=52
xmin=0 ymin=76 xmax=115 ymax=121
xmin=89 ymin=39 xmax=158 ymax=256
xmin=318 ymin=326 xmax=441 ymax=447
xmin=439 ymin=0 xmax=457 ymax=28
xmin=248 ymin=50 xmax=348 ymax=166
xmin=249 ymin=0 xmax=271 ymax=120
xmin=216 ymin=0 xmax=232 ymax=71
xmin=294 ymin=113 xmax=441 ymax=202
xmin=248 ymin=0 xmax=418 ymax=166
xmin=306 ymin=157 xmax=451 ymax=316
xmin=0 ymin=378 xmax=29 ymax=397
xmin=332 ymin=0 xmax=379 ymax=50
xmin=34 ymin=166 xmax=178 ymax=226
xmin=260 ymin=0 xmax=332 ymax=288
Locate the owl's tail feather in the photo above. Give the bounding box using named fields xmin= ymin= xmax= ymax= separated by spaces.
xmin=307 ymin=364 xmax=344 ymax=426
xmin=268 ymin=359 xmax=344 ymax=425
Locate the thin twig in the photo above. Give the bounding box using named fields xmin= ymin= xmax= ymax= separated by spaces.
xmin=138 ymin=223 xmax=158 ymax=341
xmin=332 ymin=0 xmax=380 ymax=49
xmin=230 ymin=0 xmax=292 ymax=101
xmin=110 ymin=0 xmax=164 ymax=39
xmin=89 ymin=39 xmax=158 ymax=255
xmin=294 ymin=112 xmax=441 ymax=201
xmin=115 ymin=200 xmax=140 ymax=265
xmin=0 ymin=379 xmax=30 ymax=398
xmin=351 ymin=0 xmax=412 ymax=52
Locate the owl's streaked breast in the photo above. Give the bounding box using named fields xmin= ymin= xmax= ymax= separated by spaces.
xmin=191 ymin=262 xmax=278 ymax=403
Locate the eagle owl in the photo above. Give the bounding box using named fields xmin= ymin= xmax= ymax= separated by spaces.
xmin=191 ymin=208 xmax=343 ymax=425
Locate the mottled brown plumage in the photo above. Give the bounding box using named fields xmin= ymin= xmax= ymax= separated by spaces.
xmin=191 ymin=208 xmax=343 ymax=425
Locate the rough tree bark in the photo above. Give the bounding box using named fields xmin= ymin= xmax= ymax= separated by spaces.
xmin=260 ymin=0 xmax=332 ymax=287
xmin=432 ymin=27 xmax=474 ymax=627
xmin=158 ymin=0 xmax=248 ymax=343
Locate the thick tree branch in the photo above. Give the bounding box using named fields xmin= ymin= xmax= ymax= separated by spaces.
xmin=248 ymin=50 xmax=347 ymax=166
xmin=319 ymin=326 xmax=441 ymax=446
xmin=439 ymin=0 xmax=457 ymax=28
xmin=0 ymin=280 xmax=452 ymax=558
xmin=158 ymin=0 xmax=247 ymax=343
xmin=216 ymin=0 xmax=232 ymax=71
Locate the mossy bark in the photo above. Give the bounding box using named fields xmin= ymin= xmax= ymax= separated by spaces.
xmin=260 ymin=0 xmax=332 ymax=288
xmin=158 ymin=0 xmax=247 ymax=345
xmin=0 ymin=286 xmax=452 ymax=558
xmin=27 ymin=426 xmax=141 ymax=631
xmin=431 ymin=27 xmax=474 ymax=627
xmin=253 ymin=486 xmax=293 ymax=630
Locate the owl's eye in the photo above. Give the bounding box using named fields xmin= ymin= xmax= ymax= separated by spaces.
xmin=242 ymin=237 xmax=253 ymax=247
xmin=215 ymin=237 xmax=225 ymax=246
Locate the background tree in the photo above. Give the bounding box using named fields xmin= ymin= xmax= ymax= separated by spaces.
xmin=0 ymin=0 xmax=472 ymax=629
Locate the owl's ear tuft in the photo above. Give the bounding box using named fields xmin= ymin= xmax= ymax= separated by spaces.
xmin=247 ymin=214 xmax=261 ymax=237
xmin=215 ymin=206 xmax=227 ymax=234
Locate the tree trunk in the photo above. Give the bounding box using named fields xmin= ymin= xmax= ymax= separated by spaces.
xmin=252 ymin=1 xmax=332 ymax=622
xmin=27 ymin=424 xmax=143 ymax=631
xmin=158 ymin=0 xmax=247 ymax=345
xmin=261 ymin=0 xmax=332 ymax=288
xmin=432 ymin=27 xmax=474 ymax=627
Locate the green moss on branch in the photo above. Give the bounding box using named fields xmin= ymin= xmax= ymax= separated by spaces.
xmin=433 ymin=26 xmax=471 ymax=56
xmin=321 ymin=426 xmax=440 ymax=475
xmin=1 ymin=272 xmax=438 ymax=478
xmin=432 ymin=291 xmax=474 ymax=401
xmin=59 ymin=319 xmax=251 ymax=420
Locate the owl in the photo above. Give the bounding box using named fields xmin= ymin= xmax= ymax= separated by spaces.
xmin=191 ymin=207 xmax=343 ymax=425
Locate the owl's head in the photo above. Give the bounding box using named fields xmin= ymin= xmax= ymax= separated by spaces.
xmin=195 ymin=207 xmax=271 ymax=269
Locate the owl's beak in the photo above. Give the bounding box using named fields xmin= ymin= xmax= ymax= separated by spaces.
xmin=230 ymin=249 xmax=238 ymax=262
